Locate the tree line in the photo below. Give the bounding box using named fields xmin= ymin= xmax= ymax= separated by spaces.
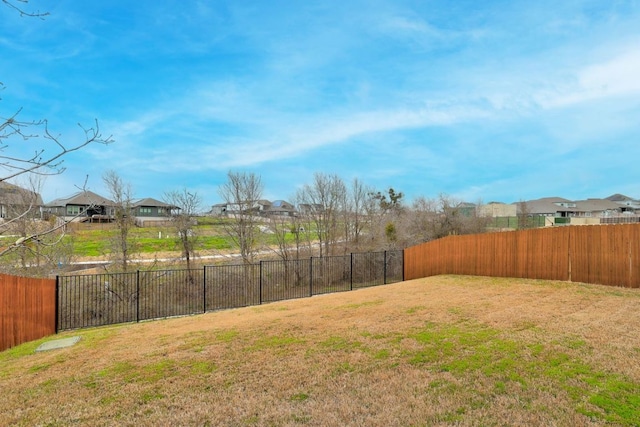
xmin=0 ymin=168 xmax=493 ymax=276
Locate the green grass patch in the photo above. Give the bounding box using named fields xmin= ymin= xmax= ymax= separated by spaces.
xmin=320 ymin=336 xmax=363 ymax=351
xmin=404 ymin=321 xmax=640 ymax=426
xmin=249 ymin=335 xmax=306 ymax=352
xmin=340 ymin=299 xmax=384 ymax=309
xmin=406 ymin=305 xmax=426 ymax=314
xmin=67 ymin=225 xmax=236 ymax=256
xmin=289 ymin=392 xmax=310 ymax=402
xmin=216 ymin=330 xmax=239 ymax=343
xmin=189 ymin=360 xmax=218 ymax=375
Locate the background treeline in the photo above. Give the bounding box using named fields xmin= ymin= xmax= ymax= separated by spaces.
xmin=0 ymin=171 xmax=491 ymax=277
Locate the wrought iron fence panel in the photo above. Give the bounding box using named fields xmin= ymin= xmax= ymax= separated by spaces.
xmin=385 ymin=250 xmax=404 ymax=283
xmin=352 ymin=251 xmax=385 ymax=288
xmin=58 ymin=272 xmax=137 ymax=331
xmin=138 ymin=269 xmax=204 ymax=321
xmin=261 ymin=259 xmax=312 ymax=303
xmin=311 ymin=255 xmax=351 ymax=295
xmin=204 ymin=264 xmax=260 ymax=310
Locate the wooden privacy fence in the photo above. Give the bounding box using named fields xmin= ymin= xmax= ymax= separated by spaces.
xmin=405 ymin=223 xmax=640 ymax=288
xmin=0 ymin=274 xmax=57 ymax=352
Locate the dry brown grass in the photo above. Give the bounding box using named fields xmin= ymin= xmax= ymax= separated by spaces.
xmin=2 ymin=275 xmax=640 ymax=426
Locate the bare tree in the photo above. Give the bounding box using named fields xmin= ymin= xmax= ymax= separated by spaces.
xmin=164 ymin=189 xmax=200 ymax=271
xmin=218 ymin=171 xmax=264 ymax=265
xmin=405 ymin=196 xmax=439 ymax=244
xmin=350 ymin=178 xmax=373 ymax=249
xmin=339 ymin=178 xmax=374 ymax=252
xmin=517 ymin=200 xmax=536 ymax=229
xmin=102 ymin=170 xmax=136 ymax=271
xmin=405 ymin=194 xmax=490 ymax=241
xmin=296 ymin=173 xmax=346 ymax=257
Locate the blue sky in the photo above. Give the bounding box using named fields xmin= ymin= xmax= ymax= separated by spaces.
xmin=2 ymin=0 xmax=640 ymax=208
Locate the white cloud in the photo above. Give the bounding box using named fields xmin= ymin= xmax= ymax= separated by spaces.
xmin=537 ymin=48 xmax=640 ymax=108
xmin=189 ymin=104 xmax=489 ymax=170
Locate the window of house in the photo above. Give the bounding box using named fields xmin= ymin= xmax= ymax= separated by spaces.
xmin=140 ymin=207 xmax=152 ymax=215
xmin=67 ymin=206 xmax=81 ymax=216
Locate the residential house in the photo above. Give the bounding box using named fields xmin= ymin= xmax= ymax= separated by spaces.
xmin=572 ymin=199 xmax=622 ymax=218
xmin=211 ymin=199 xmax=297 ymax=217
xmin=517 ymin=196 xmax=629 ymax=226
xmin=0 ymin=181 xmax=43 ymax=220
xmin=132 ymin=197 xmax=176 ymax=227
xmin=210 ymin=203 xmax=227 ymax=216
xmin=265 ymin=200 xmax=296 ymax=217
xmin=478 ymin=202 xmax=517 ymax=218
xmin=44 ymin=190 xmax=115 ymax=222
xmin=214 ymin=200 xmax=265 ymax=216
xmin=297 ymin=203 xmax=323 ymax=215
xmin=606 ymin=194 xmax=640 ymax=214
xmin=456 ymin=202 xmax=477 ymax=217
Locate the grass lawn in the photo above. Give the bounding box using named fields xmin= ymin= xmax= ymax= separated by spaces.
xmin=2 ymin=275 xmax=640 ymax=426
xmin=67 ymin=222 xmax=298 ymax=258
xmin=67 ymin=225 xmax=236 ymax=257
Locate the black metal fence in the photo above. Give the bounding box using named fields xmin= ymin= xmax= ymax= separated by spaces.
xmin=56 ymin=250 xmax=404 ymax=331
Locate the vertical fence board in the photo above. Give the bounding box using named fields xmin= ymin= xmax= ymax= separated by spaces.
xmin=630 ymin=224 xmax=640 ymax=288
xmin=1 ymin=274 xmax=56 ymax=352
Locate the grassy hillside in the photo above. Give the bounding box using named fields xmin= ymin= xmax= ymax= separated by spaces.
xmin=2 ymin=275 xmax=640 ymax=426
xmin=65 ymin=219 xmax=301 ymax=258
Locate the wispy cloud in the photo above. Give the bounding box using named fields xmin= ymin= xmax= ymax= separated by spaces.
xmin=538 ymin=47 xmax=640 ymax=108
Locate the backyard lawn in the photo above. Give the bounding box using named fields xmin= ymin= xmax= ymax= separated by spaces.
xmin=2 ymin=275 xmax=639 ymax=426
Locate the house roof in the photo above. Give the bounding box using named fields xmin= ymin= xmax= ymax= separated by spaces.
xmin=0 ymin=181 xmax=44 ymax=205
xmin=269 ymin=200 xmax=295 ymax=210
xmin=573 ymin=199 xmax=622 ymax=213
xmin=517 ymin=197 xmax=625 ymax=215
xmin=45 ymin=190 xmax=114 ymax=207
xmin=132 ymin=197 xmax=174 ymax=208
xmin=606 ymin=193 xmax=634 ymax=202
xmin=516 ymin=197 xmax=572 ymax=214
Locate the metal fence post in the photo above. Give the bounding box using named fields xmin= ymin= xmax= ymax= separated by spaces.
xmin=309 ymin=256 xmax=313 ymax=296
xmin=203 ymin=265 xmax=207 ymax=314
xmin=55 ymin=276 xmax=59 ymax=334
xmin=383 ymin=251 xmax=387 ymax=284
xmin=136 ymin=270 xmax=140 ymax=323
xmin=350 ymin=253 xmax=354 ymax=291
xmin=259 ymin=261 xmax=263 ymax=304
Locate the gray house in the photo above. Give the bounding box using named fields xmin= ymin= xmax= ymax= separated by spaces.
xmin=211 ymin=199 xmax=297 ymax=217
xmin=606 ymin=194 xmax=640 ymax=214
xmin=44 ymin=190 xmax=115 ymax=222
xmin=518 ymin=196 xmax=629 ymax=226
xmin=132 ymin=197 xmax=176 ymax=226
xmin=0 ymin=181 xmax=44 ymax=220
xmin=265 ymin=200 xmax=296 ymax=217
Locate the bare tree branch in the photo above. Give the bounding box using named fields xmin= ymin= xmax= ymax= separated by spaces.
xmin=1 ymin=0 xmax=49 ymax=18
xmin=1 ymin=116 xmax=113 ymax=182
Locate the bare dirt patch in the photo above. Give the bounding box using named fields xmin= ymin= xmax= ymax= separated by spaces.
xmin=2 ymin=275 xmax=640 ymax=426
